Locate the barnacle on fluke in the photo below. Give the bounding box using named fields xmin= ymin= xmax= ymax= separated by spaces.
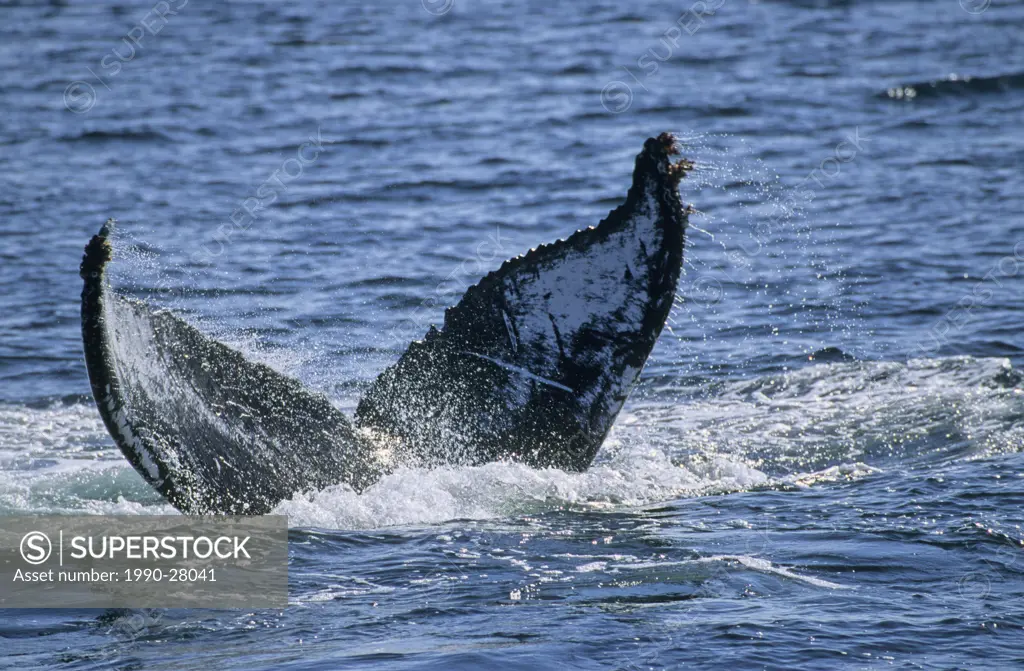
xmin=80 ymin=134 xmax=691 ymax=514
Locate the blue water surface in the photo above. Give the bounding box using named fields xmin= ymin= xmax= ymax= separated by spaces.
xmin=1 ymin=0 xmax=1023 ymax=668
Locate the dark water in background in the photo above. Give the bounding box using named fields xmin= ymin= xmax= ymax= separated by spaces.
xmin=2 ymin=0 xmax=1024 ymax=668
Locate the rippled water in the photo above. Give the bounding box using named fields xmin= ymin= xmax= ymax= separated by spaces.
xmin=2 ymin=0 xmax=1024 ymax=668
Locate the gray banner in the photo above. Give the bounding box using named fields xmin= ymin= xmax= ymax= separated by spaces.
xmin=0 ymin=516 xmax=288 ymax=608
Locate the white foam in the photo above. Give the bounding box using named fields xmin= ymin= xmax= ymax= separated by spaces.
xmin=273 ymin=440 xmax=766 ymax=530
xmin=0 ymin=402 xmax=172 ymax=515
xmin=632 ymin=355 xmax=1024 ymax=474
xmin=2 ymin=356 xmax=1020 ymax=524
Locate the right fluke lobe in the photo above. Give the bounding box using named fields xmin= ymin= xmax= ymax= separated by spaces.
xmin=355 ymin=134 xmax=691 ymax=472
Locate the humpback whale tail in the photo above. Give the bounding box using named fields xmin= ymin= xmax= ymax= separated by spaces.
xmin=80 ymin=134 xmax=692 ymax=514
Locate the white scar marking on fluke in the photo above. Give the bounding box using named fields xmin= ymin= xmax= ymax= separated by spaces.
xmin=461 ymin=351 xmax=574 ymax=394
xmin=105 ymin=394 xmax=161 ymax=484
xmin=502 ymin=310 xmax=517 ymax=353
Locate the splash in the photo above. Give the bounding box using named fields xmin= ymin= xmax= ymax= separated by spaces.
xmin=2 ymin=356 xmax=1020 ymax=526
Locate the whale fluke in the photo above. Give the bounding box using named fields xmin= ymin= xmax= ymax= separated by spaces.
xmin=80 ymin=134 xmax=691 ymax=514
xmin=355 ymin=134 xmax=690 ymax=471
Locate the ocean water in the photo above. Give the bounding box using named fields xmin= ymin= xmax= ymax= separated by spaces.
xmin=1 ymin=0 xmax=1023 ymax=668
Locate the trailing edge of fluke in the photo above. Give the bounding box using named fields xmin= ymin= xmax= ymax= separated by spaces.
xmin=80 ymin=133 xmax=692 ymax=514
